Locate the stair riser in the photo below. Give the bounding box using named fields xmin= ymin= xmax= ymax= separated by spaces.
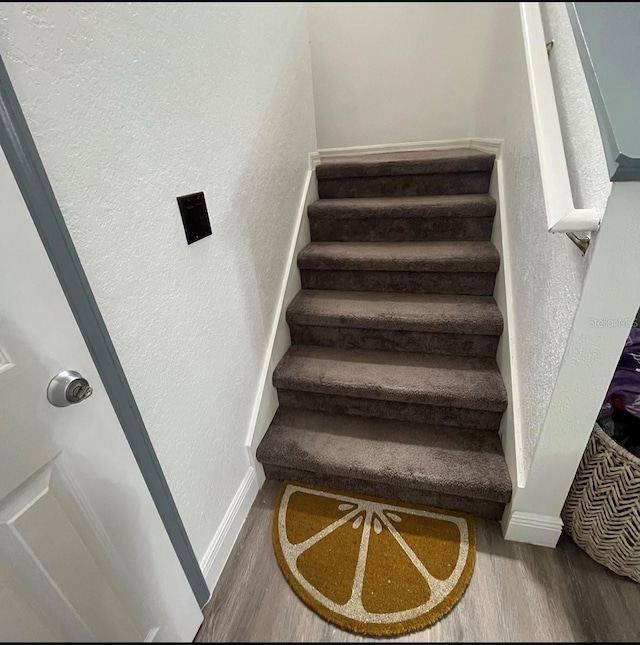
xmin=309 ymin=216 xmax=494 ymax=242
xmin=318 ymin=172 xmax=491 ymax=199
xmin=300 ymin=269 xmax=496 ymax=295
xmin=262 ymin=465 xmax=505 ymax=520
xmin=277 ymin=389 xmax=503 ymax=431
xmin=289 ymin=324 xmax=499 ymax=357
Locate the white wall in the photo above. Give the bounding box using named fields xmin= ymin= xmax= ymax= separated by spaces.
xmin=473 ymin=2 xmax=606 ymax=479
xmin=498 ymin=4 xmax=640 ymax=543
xmin=307 ymin=2 xmax=498 ymax=149
xmin=509 ymin=181 xmax=640 ymax=528
xmin=540 ymin=3 xmax=611 ymax=225
xmin=0 ymin=2 xmax=317 ymax=570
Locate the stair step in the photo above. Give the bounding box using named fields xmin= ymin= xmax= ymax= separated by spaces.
xmin=308 ymin=194 xmax=496 ymax=242
xmin=298 ymin=241 xmax=499 ymax=295
xmin=316 ymin=149 xmax=494 ymax=199
xmin=274 ymin=345 xmax=506 ymax=411
xmin=316 ymin=149 xmax=495 ymax=179
xmin=298 ymin=241 xmax=499 ymax=272
xmin=287 ymin=290 xmax=503 ymax=334
xmin=287 ymin=290 xmax=502 ymax=356
xmin=256 ymin=408 xmax=512 ymax=519
xmin=273 ymin=345 xmax=507 ymax=430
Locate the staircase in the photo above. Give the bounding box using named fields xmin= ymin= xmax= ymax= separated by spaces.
xmin=256 ymin=149 xmax=512 ymax=520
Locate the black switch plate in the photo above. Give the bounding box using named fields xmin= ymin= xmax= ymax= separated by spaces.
xmin=177 ymin=191 xmax=212 ymax=244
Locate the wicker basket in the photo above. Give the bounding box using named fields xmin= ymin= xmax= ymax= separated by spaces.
xmin=562 ymin=423 xmax=640 ymax=582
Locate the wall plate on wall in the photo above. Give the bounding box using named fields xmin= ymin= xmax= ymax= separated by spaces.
xmin=176 ymin=192 xmax=212 ymax=244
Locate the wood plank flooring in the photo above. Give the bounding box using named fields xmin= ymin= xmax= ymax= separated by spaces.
xmin=196 ymin=480 xmax=640 ymax=642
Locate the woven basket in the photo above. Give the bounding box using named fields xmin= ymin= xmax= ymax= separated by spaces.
xmin=562 ymin=423 xmax=640 ymax=582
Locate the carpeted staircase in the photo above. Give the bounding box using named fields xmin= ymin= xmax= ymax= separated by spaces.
xmin=257 ymin=149 xmax=512 ymax=520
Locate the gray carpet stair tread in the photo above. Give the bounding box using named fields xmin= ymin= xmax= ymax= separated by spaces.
xmin=287 ymin=290 xmax=503 ymax=336
xmin=257 ymin=408 xmax=512 ymax=503
xmin=308 ymin=194 xmax=496 ymax=220
xmin=316 ymin=149 xmax=495 ymax=179
xmin=274 ymin=345 xmax=507 ymax=412
xmin=298 ymin=241 xmax=500 ymax=273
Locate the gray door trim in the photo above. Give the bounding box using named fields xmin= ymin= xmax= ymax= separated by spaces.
xmin=0 ymin=55 xmax=209 ymax=607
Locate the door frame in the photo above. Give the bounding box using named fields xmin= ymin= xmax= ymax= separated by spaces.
xmin=0 ymin=54 xmax=210 ymax=607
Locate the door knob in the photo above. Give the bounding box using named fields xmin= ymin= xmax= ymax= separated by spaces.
xmin=47 ymin=370 xmax=93 ymax=407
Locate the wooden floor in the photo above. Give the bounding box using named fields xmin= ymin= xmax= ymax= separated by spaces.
xmin=196 ymin=480 xmax=640 ymax=642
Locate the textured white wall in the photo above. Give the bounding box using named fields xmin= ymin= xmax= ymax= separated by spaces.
xmin=0 ymin=2 xmax=317 ymax=562
xmin=511 ymin=182 xmax=640 ymax=523
xmin=500 ymin=2 xmax=619 ymax=531
xmin=474 ymin=2 xmax=602 ymax=477
xmin=540 ymin=3 xmax=611 ymax=223
xmin=307 ymin=2 xmax=497 ymax=149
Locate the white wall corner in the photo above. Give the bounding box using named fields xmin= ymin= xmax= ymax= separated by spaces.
xmin=199 ymin=467 xmax=260 ymax=596
xmin=309 ymin=151 xmax=321 ymax=168
xmin=502 ymin=506 xmax=563 ymax=548
xmin=244 ymin=163 xmax=318 ymax=464
xmin=469 ymin=137 xmax=503 ymax=155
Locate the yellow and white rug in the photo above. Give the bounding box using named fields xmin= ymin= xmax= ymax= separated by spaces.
xmin=273 ymin=482 xmax=476 ymax=637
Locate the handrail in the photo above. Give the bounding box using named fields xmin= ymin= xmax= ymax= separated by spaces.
xmin=519 ymin=2 xmax=600 ymax=236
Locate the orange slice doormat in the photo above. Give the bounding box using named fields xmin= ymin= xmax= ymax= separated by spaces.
xmin=272 ymin=482 xmax=476 ymax=637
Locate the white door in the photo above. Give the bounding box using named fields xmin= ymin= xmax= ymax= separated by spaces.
xmin=0 ymin=144 xmax=204 ymax=641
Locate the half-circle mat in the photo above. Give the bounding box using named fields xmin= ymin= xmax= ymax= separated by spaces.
xmin=272 ymin=481 xmax=476 ymax=637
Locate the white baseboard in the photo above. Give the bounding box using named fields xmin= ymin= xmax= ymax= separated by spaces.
xmin=313 ymin=138 xmax=473 ymax=164
xmin=199 ymin=467 xmax=260 ymax=595
xmin=502 ymin=508 xmax=563 ymax=547
xmin=311 ymin=137 xmax=505 ymax=165
xmin=244 ymin=163 xmax=318 ymax=459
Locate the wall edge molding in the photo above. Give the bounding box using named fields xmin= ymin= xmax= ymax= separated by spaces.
xmin=489 ymin=147 xmax=526 ymax=493
xmin=502 ymin=507 xmax=564 ymax=548
xmin=199 ymin=467 xmax=259 ymax=595
xmin=469 ymin=137 xmax=503 ymax=154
